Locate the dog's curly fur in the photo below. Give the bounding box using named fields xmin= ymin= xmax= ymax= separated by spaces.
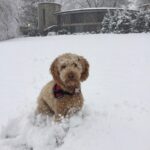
xmin=36 ymin=53 xmax=89 ymax=121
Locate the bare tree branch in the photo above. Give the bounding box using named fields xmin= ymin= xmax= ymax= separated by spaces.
xmin=99 ymin=0 xmax=104 ymax=7
xmin=93 ymin=0 xmax=97 ymax=7
xmin=113 ymin=0 xmax=118 ymax=7
xmin=86 ymin=0 xmax=92 ymax=7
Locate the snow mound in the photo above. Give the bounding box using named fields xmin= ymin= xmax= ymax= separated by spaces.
xmin=0 ymin=106 xmax=91 ymax=150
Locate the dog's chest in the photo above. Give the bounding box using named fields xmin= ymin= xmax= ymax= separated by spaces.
xmin=55 ymin=94 xmax=83 ymax=110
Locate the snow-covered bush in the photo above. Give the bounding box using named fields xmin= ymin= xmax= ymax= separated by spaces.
xmin=101 ymin=11 xmax=112 ymax=33
xmin=0 ymin=0 xmax=19 ymax=41
xmin=101 ymin=10 xmax=135 ymax=33
xmin=145 ymin=11 xmax=150 ymax=32
xmin=114 ymin=10 xmax=134 ymax=33
xmin=101 ymin=9 xmax=150 ymax=33
xmin=132 ymin=10 xmax=150 ymax=33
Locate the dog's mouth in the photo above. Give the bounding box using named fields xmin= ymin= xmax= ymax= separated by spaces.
xmin=65 ymin=79 xmax=79 ymax=87
xmin=60 ymin=71 xmax=80 ymax=92
xmin=64 ymin=79 xmax=80 ymax=92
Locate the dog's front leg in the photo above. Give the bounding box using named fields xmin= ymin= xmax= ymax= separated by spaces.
xmin=54 ymin=107 xmax=68 ymax=122
xmin=54 ymin=113 xmax=64 ymax=122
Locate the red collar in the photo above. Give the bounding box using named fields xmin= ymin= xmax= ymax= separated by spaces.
xmin=53 ymin=84 xmax=80 ymax=99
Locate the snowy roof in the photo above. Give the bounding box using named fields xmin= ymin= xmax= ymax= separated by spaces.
xmin=55 ymin=7 xmax=136 ymax=15
xmin=38 ymin=2 xmax=61 ymax=6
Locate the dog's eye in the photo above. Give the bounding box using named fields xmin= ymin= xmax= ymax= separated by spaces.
xmin=61 ymin=65 xmax=66 ymax=70
xmin=73 ymin=63 xmax=78 ymax=68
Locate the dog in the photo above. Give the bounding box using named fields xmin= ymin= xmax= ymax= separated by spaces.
xmin=36 ymin=53 xmax=89 ymax=121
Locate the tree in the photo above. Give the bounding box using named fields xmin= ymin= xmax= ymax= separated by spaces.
xmin=101 ymin=9 xmax=150 ymax=33
xmin=132 ymin=10 xmax=150 ymax=32
xmin=101 ymin=10 xmax=135 ymax=33
xmin=20 ymin=0 xmax=55 ymax=28
xmin=61 ymin=0 xmax=130 ymax=10
xmin=101 ymin=10 xmax=120 ymax=33
xmin=101 ymin=11 xmax=112 ymax=33
xmin=0 ymin=0 xmax=19 ymax=41
xmin=145 ymin=11 xmax=150 ymax=32
xmin=114 ymin=10 xmax=133 ymax=33
xmin=20 ymin=0 xmax=38 ymax=29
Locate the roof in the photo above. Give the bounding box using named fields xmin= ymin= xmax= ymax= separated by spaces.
xmin=38 ymin=2 xmax=61 ymax=6
xmin=55 ymin=7 xmax=136 ymax=15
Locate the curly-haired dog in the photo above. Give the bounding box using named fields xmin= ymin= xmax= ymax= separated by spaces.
xmin=36 ymin=53 xmax=89 ymax=121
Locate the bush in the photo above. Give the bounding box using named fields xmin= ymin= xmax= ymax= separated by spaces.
xmin=132 ymin=11 xmax=150 ymax=33
xmin=101 ymin=9 xmax=150 ymax=33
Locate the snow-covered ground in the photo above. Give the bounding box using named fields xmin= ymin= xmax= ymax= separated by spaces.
xmin=0 ymin=34 xmax=150 ymax=150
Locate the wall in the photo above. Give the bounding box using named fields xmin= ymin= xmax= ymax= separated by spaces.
xmin=38 ymin=3 xmax=61 ymax=32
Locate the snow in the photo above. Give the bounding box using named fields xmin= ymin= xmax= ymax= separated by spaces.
xmin=0 ymin=33 xmax=150 ymax=150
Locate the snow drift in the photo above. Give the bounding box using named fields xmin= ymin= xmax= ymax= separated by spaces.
xmin=0 ymin=34 xmax=150 ymax=150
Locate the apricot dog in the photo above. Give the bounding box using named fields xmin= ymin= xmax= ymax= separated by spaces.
xmin=36 ymin=53 xmax=89 ymax=121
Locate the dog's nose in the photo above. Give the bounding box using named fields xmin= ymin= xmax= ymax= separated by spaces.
xmin=68 ymin=72 xmax=75 ymax=79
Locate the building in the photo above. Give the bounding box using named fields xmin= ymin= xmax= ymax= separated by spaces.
xmin=55 ymin=8 xmax=128 ymax=33
xmin=38 ymin=3 xmax=61 ymax=33
xmin=38 ymin=3 xmax=137 ymax=35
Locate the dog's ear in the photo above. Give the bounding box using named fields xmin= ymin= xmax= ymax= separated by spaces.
xmin=79 ymin=56 xmax=89 ymax=82
xmin=50 ymin=58 xmax=61 ymax=83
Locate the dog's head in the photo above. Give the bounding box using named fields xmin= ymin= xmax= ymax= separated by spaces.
xmin=50 ymin=53 xmax=89 ymax=92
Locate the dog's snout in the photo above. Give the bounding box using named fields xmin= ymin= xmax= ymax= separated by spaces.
xmin=68 ymin=72 xmax=75 ymax=79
